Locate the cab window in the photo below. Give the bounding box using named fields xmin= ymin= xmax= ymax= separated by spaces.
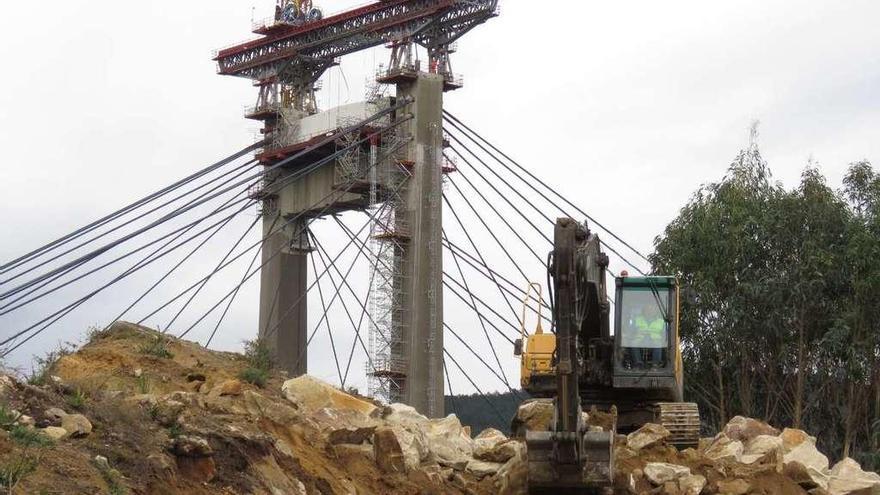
xmin=619 ymin=286 xmax=670 ymax=368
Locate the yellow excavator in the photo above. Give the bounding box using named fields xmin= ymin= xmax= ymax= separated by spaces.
xmin=513 ymin=218 xmax=700 ymax=494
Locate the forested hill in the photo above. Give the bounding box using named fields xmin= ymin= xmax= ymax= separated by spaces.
xmin=445 ymin=391 xmax=526 ymax=435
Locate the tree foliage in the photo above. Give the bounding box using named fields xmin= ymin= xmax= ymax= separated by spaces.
xmin=652 ymin=139 xmax=880 ymax=464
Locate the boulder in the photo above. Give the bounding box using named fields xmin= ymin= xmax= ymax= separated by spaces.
xmin=41 ymin=426 xmax=68 ymax=441
xmin=780 ymin=427 xmax=816 ymax=452
xmin=61 ymin=413 xmax=92 ymax=438
xmin=510 ymin=399 xmax=554 ymax=437
xmin=705 ymin=434 xmax=744 ymax=462
xmin=745 ymin=434 xmax=783 ymax=456
xmin=282 ymin=375 xmax=376 ymax=416
xmin=480 ymin=439 xmax=520 ymax=463
xmin=716 ymin=478 xmax=751 ymax=495
xmin=663 ymin=481 xmax=682 ymax=494
xmin=171 ymin=435 xmax=213 ymax=458
xmin=210 ymin=379 xmax=243 ymax=397
xmin=15 ymin=414 xmax=35 ymax=429
xmin=152 ymin=399 xmax=186 ymax=427
xmin=474 ymin=428 xmax=507 ymax=459
xmin=643 ymin=462 xmax=691 ymax=485
xmin=721 ymin=416 xmax=779 ymax=442
xmin=783 ymin=441 xmax=830 ymax=490
xmin=679 ymin=474 xmax=707 ymax=495
xmin=44 ymin=407 xmax=68 ymax=425
xmin=627 ymin=423 xmax=671 ymax=451
xmin=827 ymin=458 xmax=880 ymax=495
xmin=328 ymin=426 xmax=377 ymax=445
xmin=93 ymin=455 xmax=111 ymax=471
xmin=383 ymin=403 xmax=429 ymax=427
xmin=425 ymin=415 xmax=474 ymax=468
xmin=466 ymin=459 xmax=503 ymax=479
xmin=373 ymin=427 xmax=406 ymax=473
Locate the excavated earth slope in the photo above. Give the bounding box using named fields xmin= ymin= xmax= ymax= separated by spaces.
xmin=0 ymin=322 xmax=877 ymax=495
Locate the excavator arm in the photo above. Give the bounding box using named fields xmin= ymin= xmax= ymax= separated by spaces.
xmin=525 ymin=218 xmax=614 ymax=493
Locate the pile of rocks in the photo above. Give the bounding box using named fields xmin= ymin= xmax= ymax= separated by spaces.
xmin=620 ymin=416 xmax=880 ymax=495
xmin=282 ymin=375 xmax=525 ymax=492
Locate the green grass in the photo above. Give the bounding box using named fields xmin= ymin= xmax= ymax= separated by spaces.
xmin=65 ymin=389 xmax=87 ymax=411
xmin=0 ymin=404 xmax=19 ymax=428
xmin=135 ymin=374 xmax=151 ymax=394
xmin=9 ymin=426 xmax=54 ymax=448
xmin=167 ymin=423 xmax=183 ymax=439
xmin=94 ymin=458 xmax=127 ymax=495
xmin=0 ymin=455 xmax=39 ymax=492
xmin=138 ymin=335 xmax=173 ymax=359
xmin=238 ymin=367 xmax=268 ymax=388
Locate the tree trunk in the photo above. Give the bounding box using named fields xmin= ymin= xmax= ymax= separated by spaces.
xmin=716 ymin=360 xmax=727 ymax=427
xmin=844 ymin=381 xmax=856 ymax=458
xmin=794 ymin=316 xmax=805 ymax=429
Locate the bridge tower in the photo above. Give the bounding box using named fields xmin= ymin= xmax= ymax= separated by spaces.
xmin=215 ymin=0 xmax=497 ymax=417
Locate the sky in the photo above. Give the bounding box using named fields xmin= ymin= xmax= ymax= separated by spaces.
xmin=0 ymin=1 xmax=878 ymax=399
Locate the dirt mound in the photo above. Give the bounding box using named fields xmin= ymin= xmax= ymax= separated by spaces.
xmin=0 ymin=323 xmax=514 ymax=494
xmin=0 ymin=323 xmax=876 ymax=494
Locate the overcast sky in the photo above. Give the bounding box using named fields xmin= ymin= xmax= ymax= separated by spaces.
xmin=1 ymin=1 xmax=878 ymax=398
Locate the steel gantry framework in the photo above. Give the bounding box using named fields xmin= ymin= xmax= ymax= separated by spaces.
xmin=215 ymin=0 xmax=498 ymax=82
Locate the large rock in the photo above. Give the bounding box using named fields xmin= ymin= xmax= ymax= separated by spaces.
xmin=780 ymin=427 xmax=816 ymax=452
xmin=210 ymin=379 xmax=243 ymax=397
xmin=783 ymin=441 xmax=830 ymax=490
xmin=466 ymin=459 xmax=503 ymax=479
xmin=41 ymin=426 xmax=68 ymax=441
xmin=373 ymin=427 xmax=406 ymax=473
xmin=61 ymin=413 xmax=92 ymax=438
xmin=425 ymin=415 xmax=474 ymax=468
xmin=627 ymin=423 xmax=671 ymax=451
xmin=679 ymin=474 xmax=707 ymax=495
xmin=827 ymin=458 xmax=880 ymax=495
xmin=282 ymin=375 xmax=376 ymax=416
xmin=705 ymin=434 xmax=744 ymax=462
xmin=716 ymin=478 xmax=751 ymax=495
xmin=643 ymin=462 xmax=691 ymax=485
xmin=380 ymin=404 xmax=431 ymax=469
xmin=44 ymin=407 xmax=68 ymax=425
xmin=745 ymin=434 xmax=783 ymax=456
xmin=510 ymin=399 xmax=554 ymax=437
xmin=721 ymin=416 xmax=779 ymax=442
xmin=171 ymin=435 xmax=213 ymax=458
xmin=473 ymin=428 xmax=507 ymax=459
xmin=328 ymin=426 xmax=376 ymax=445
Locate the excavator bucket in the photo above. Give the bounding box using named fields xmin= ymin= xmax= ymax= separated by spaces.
xmin=525 ymin=429 xmax=614 ymax=494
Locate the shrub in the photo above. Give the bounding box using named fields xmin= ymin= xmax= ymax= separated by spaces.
xmin=27 ymin=343 xmax=76 ymax=386
xmin=243 ymin=338 xmax=273 ymax=372
xmin=238 ymin=367 xmax=268 ymax=388
xmin=138 ymin=335 xmax=173 ymax=359
xmin=65 ymin=389 xmax=87 ymax=410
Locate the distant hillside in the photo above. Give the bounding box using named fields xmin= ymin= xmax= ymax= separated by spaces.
xmin=445 ymin=391 xmax=530 ymax=435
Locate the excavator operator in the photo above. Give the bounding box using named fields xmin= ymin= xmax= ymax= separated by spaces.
xmin=627 ymin=302 xmax=667 ymax=368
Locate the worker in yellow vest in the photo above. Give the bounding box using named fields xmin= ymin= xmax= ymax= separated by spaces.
xmin=630 ymin=304 xmax=666 ymax=367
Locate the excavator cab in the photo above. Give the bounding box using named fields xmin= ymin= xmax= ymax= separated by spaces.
xmin=612 ymin=276 xmax=684 ymax=401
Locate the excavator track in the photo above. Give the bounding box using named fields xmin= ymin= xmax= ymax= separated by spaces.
xmin=653 ymin=402 xmax=701 ymax=448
